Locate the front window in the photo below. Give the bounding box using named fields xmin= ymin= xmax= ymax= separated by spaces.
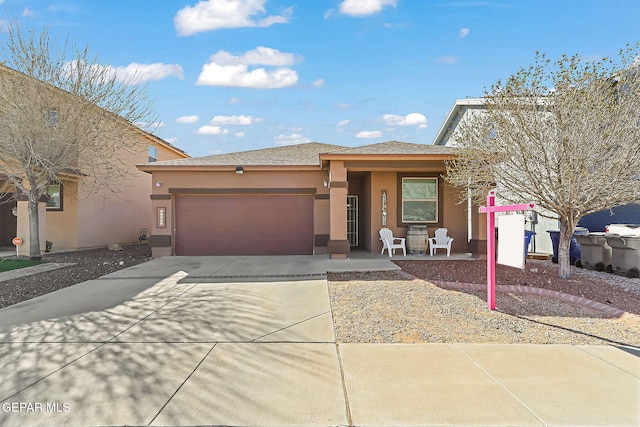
xmin=148 ymin=146 xmax=157 ymax=162
xmin=402 ymin=177 xmax=438 ymax=223
xmin=46 ymin=183 xmax=63 ymax=211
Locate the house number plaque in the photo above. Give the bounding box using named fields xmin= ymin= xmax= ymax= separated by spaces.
xmin=381 ymin=190 xmax=387 ymax=225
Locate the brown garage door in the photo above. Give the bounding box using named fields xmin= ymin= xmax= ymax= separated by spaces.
xmin=175 ymin=194 xmax=314 ymax=255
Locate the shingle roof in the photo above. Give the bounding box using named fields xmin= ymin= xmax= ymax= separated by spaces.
xmin=141 ymin=140 xmax=456 ymax=169
xmin=146 ymin=142 xmax=346 ymax=167
xmin=324 ymin=140 xmax=456 ymax=155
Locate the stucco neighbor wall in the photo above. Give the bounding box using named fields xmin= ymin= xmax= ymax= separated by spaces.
xmin=44 ymin=180 xmax=79 ymax=250
xmin=40 ymin=134 xmax=186 ymax=251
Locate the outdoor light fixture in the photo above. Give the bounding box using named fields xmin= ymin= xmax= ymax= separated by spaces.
xmin=235 ymin=166 xmax=244 ymax=174
xmin=155 ymin=180 xmax=162 ymax=187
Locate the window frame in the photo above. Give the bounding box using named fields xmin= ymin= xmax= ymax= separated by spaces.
xmin=148 ymin=145 xmax=158 ymax=163
xmin=46 ymin=183 xmax=63 ymax=211
xmin=396 ymin=173 xmax=444 ymax=228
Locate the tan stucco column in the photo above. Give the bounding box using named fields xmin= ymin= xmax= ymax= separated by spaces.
xmin=327 ymin=160 xmax=350 ymax=259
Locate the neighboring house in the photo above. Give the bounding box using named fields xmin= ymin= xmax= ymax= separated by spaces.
xmin=0 ymin=64 xmax=190 ymax=254
xmin=137 ymin=141 xmax=469 ymax=258
xmin=0 ymin=129 xmax=188 ymax=254
xmin=432 ymin=98 xmax=557 ymax=255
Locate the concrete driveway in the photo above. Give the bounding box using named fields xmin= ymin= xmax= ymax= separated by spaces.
xmin=0 ymin=255 xmax=346 ymax=426
xmin=0 ymin=255 xmax=638 ymax=426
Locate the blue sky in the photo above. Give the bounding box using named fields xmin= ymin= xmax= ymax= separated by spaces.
xmin=2 ymin=0 xmax=639 ymax=158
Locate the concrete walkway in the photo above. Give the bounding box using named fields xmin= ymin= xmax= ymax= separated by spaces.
xmin=0 ymin=255 xmax=638 ymax=426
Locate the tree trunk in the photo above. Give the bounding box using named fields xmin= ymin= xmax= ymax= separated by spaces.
xmin=28 ymin=198 xmax=41 ymax=260
xmin=557 ymin=217 xmax=574 ymax=279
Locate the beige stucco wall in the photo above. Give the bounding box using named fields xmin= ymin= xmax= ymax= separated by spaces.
xmin=44 ymin=180 xmax=79 ymax=250
xmin=148 ymin=169 xmax=330 ymax=256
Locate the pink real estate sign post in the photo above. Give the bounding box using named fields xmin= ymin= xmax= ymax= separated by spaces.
xmin=479 ymin=190 xmax=535 ymax=310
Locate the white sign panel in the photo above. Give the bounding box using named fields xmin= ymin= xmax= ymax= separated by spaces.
xmin=498 ymin=214 xmax=525 ymax=269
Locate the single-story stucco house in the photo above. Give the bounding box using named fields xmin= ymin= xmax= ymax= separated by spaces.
xmin=137 ymin=140 xmax=476 ymax=258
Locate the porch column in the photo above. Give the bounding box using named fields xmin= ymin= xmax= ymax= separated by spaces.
xmin=469 ymin=204 xmax=488 ymax=257
xmin=327 ymin=160 xmax=350 ymax=259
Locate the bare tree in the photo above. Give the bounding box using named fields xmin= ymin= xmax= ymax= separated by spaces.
xmin=0 ymin=24 xmax=155 ymax=258
xmin=445 ymin=45 xmax=640 ymax=278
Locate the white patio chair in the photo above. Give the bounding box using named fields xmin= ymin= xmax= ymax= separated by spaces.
xmin=429 ymin=228 xmax=454 ymax=256
xmin=379 ymin=228 xmax=406 ymax=257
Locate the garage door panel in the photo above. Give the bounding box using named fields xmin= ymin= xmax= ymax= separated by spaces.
xmin=175 ymin=194 xmax=313 ymax=256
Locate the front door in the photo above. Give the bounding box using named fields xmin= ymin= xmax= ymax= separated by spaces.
xmin=347 ymin=195 xmax=358 ymax=247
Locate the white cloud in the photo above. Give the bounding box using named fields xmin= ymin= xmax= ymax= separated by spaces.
xmin=165 ymin=137 xmax=180 ymax=144
xmin=356 ymin=130 xmax=382 ymax=139
xmin=228 ymin=97 xmax=242 ymax=104
xmin=114 ymin=63 xmax=184 ymax=82
xmin=339 ymin=0 xmax=397 ymax=16
xmin=312 ymin=78 xmax=325 ymax=88
xmin=274 ymin=133 xmax=311 ymax=145
xmin=459 ymin=27 xmax=470 ymax=38
xmin=235 ymin=132 xmax=245 ymax=138
xmin=176 ymin=115 xmax=200 ymax=124
xmin=197 ymin=125 xmax=228 ymax=135
xmin=337 ymin=119 xmax=349 ymax=126
xmin=438 ymin=55 xmax=457 ymax=65
xmin=196 ymin=47 xmax=300 ymax=88
xmin=22 ymin=7 xmax=36 ymax=17
xmin=210 ymin=115 xmax=262 ymax=125
xmin=383 ymin=113 xmax=427 ymax=128
xmin=174 ymin=0 xmax=292 ymax=36
xmin=210 ymin=46 xmax=300 ymax=66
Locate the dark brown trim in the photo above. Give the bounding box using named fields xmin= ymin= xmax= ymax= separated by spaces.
xmin=151 ymin=194 xmax=172 ymax=200
xmin=327 ymin=239 xmax=350 ymax=255
xmin=149 ymin=234 xmax=171 ymax=247
xmin=344 ymin=161 xmax=447 ymax=169
xmin=314 ymin=193 xmax=330 ymax=200
xmin=314 ymin=234 xmax=330 ymax=246
xmin=468 ymin=239 xmax=487 ymax=254
xmin=16 ymin=193 xmax=49 ymax=203
xmin=330 ymin=181 xmax=348 ymax=189
xmin=169 ymin=188 xmax=317 ymax=195
xmin=396 ymin=172 xmax=444 ymax=229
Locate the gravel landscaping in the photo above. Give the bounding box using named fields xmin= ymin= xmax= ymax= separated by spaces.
xmin=328 ymin=260 xmax=640 ymax=346
xmin=0 ymin=244 xmax=152 ymax=309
